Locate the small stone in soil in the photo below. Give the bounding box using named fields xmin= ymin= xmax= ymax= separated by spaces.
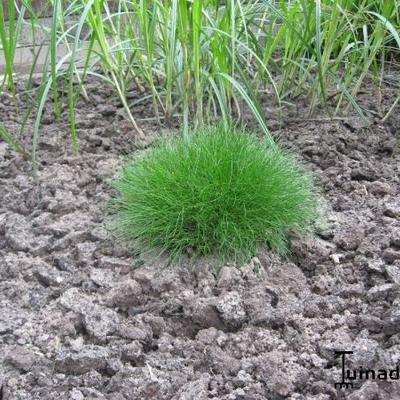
xmin=104 ymin=279 xmax=143 ymax=308
xmin=367 ymin=283 xmax=397 ymax=301
xmin=386 ymin=264 xmax=400 ymax=284
xmin=365 ymin=258 xmax=384 ymax=273
xmin=334 ymin=225 xmax=365 ymax=251
xmin=367 ymin=180 xmax=393 ymax=196
xmin=384 ymin=200 xmax=400 ymax=219
xmin=390 ymin=228 xmax=400 ymax=248
xmin=90 ymin=268 xmax=115 ymax=288
xmin=4 ymin=345 xmax=39 ymax=372
xmin=383 ymin=249 xmax=400 ymax=264
xmin=54 ymin=346 xmax=109 ymax=374
xmin=216 ymin=291 xmax=247 ymax=329
xmin=97 ymin=104 xmax=117 ymax=117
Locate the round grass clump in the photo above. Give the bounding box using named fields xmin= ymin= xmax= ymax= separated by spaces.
xmin=110 ymin=125 xmax=316 ymax=263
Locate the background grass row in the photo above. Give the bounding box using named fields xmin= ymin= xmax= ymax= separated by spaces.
xmin=0 ymin=0 xmax=399 ymax=167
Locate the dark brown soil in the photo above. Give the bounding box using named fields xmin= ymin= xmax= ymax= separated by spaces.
xmin=0 ymin=79 xmax=399 ymax=400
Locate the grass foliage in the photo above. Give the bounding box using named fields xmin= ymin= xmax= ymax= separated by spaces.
xmin=111 ymin=125 xmax=316 ymax=262
xmin=1 ymin=0 xmax=399 ymax=165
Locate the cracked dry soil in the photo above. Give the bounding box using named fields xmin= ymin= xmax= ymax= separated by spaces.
xmin=0 ymin=81 xmax=399 ymax=399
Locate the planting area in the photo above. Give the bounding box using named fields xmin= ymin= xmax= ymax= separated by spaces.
xmin=0 ymin=77 xmax=399 ymax=399
xmin=1 ymin=0 xmax=400 ymax=399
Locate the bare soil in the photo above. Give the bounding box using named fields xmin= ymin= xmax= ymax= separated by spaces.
xmin=0 ymin=79 xmax=399 ymax=400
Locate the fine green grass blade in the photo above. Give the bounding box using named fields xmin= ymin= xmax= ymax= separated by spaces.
xmin=313 ymin=0 xmax=330 ymax=115
xmin=192 ymin=0 xmax=202 ymax=124
xmin=31 ymin=50 xmax=70 ymax=173
xmin=165 ymin=0 xmax=179 ymax=121
xmin=219 ymin=72 xmax=274 ymax=147
xmin=32 ymin=77 xmax=53 ymax=174
xmin=10 ymin=3 xmax=25 ymax=71
xmin=67 ymin=0 xmax=97 ymax=153
xmin=207 ymin=74 xmax=229 ymax=127
xmin=0 ymin=0 xmax=14 ymax=93
xmin=330 ymin=72 xmax=367 ymax=121
xmin=0 ymin=123 xmax=31 ymax=160
xmin=367 ymin=11 xmax=400 ymax=49
xmin=50 ymin=0 xmax=61 ymax=121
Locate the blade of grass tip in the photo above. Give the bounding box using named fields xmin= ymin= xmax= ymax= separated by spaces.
xmin=382 ymin=94 xmax=400 ymax=122
xmin=192 ymin=0 xmax=202 ymax=125
xmin=75 ymin=33 xmax=96 ymax=101
xmin=232 ymin=54 xmax=279 ymax=124
xmin=0 ymin=0 xmax=12 ymax=92
xmin=218 ymin=72 xmax=275 ymax=149
xmin=368 ymin=11 xmax=400 ymax=122
xmin=130 ymin=0 xmax=163 ymax=117
xmin=344 ymin=16 xmax=387 ymax=113
xmin=11 ymin=2 xmax=26 ymax=63
xmin=166 ymin=0 xmax=178 ymax=122
xmin=67 ymin=0 xmax=97 ymax=153
xmin=50 ymin=0 xmax=61 ymax=122
xmin=330 ymin=71 xmax=367 ymax=121
xmin=19 ymin=42 xmax=47 ymax=137
xmin=32 ymin=77 xmax=53 ymax=175
xmin=207 ymin=74 xmax=229 ymax=127
xmin=229 ymin=0 xmax=235 ymax=85
xmin=177 ymin=0 xmax=190 ymax=136
xmin=0 ymin=124 xmax=31 ymax=160
xmin=85 ymin=70 xmax=113 ymax=86
xmin=7 ymin=0 xmax=16 ymax=93
xmin=88 ymin=0 xmax=144 ymax=137
xmin=282 ymin=58 xmax=315 ymax=93
xmin=314 ymin=0 xmax=330 ymax=116
xmin=316 ymin=0 xmax=342 ymax=106
xmin=300 ymin=0 xmax=312 ymax=42
xmin=32 ymin=50 xmax=70 ymax=175
xmin=9 ymin=2 xmax=26 ymax=110
xmin=26 ymin=42 xmax=44 ymax=96
xmin=209 ymin=25 xmax=281 ymax=107
xmin=366 ymin=11 xmax=400 ymax=49
xmin=362 ymin=24 xmax=368 ymax=67
xmin=22 ymin=1 xmax=40 ymax=92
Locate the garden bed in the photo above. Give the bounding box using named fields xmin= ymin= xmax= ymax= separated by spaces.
xmin=0 ymin=79 xmax=399 ymax=399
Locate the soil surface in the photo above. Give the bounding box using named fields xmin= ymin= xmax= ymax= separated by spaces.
xmin=0 ymin=79 xmax=399 ymax=400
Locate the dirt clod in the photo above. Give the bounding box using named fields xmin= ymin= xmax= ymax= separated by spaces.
xmin=1 ymin=80 xmax=400 ymax=399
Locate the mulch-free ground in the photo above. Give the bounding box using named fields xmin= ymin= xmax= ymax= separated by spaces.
xmin=0 ymin=79 xmax=399 ymax=399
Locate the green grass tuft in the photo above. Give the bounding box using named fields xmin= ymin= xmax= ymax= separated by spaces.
xmin=110 ymin=125 xmax=317 ymax=263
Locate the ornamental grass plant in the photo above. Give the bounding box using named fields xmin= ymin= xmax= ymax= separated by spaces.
xmin=110 ymin=125 xmax=317 ymax=263
xmin=1 ymin=1 xmax=400 ymax=168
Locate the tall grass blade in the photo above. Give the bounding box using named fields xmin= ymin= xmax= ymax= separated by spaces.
xmin=219 ymin=72 xmax=274 ymax=148
xmin=50 ymin=0 xmax=61 ymax=121
xmin=0 ymin=124 xmax=30 ymax=160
